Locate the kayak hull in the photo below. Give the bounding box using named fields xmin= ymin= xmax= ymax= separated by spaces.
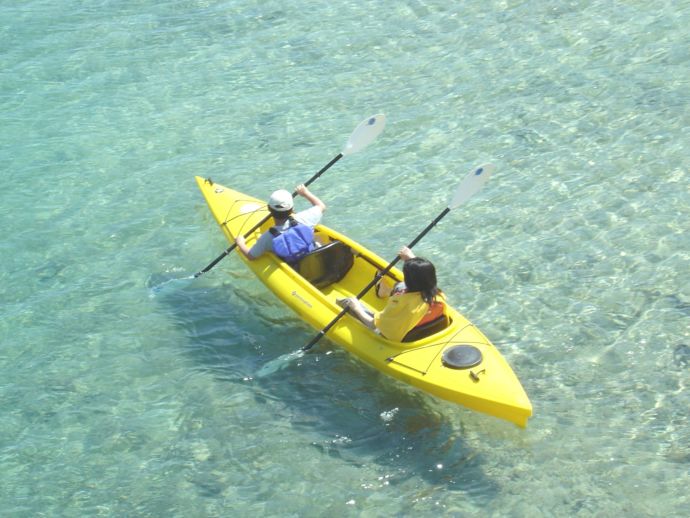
xmin=195 ymin=176 xmax=532 ymax=427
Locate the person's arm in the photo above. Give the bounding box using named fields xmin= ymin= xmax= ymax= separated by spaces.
xmin=295 ymin=184 xmax=326 ymax=213
xmin=375 ymin=247 xmax=414 ymax=298
xmin=348 ymin=303 xmax=375 ymax=329
xmin=399 ymin=246 xmax=415 ymax=261
xmin=338 ymin=298 xmax=376 ymax=330
xmin=236 ymin=232 xmax=272 ymax=261
xmin=235 ymin=235 xmax=256 ymax=260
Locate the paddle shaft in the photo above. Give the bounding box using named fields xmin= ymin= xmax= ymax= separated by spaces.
xmin=194 ymin=153 xmax=343 ymax=277
xmin=302 ymin=206 xmax=451 ymax=351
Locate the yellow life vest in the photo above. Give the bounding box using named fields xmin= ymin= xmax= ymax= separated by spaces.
xmin=374 ymin=292 xmax=446 ymax=342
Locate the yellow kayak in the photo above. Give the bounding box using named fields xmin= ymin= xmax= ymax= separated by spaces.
xmin=195 ymin=176 xmax=532 ymax=427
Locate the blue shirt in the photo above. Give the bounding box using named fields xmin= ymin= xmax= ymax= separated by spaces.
xmin=247 ymin=206 xmax=323 ymax=259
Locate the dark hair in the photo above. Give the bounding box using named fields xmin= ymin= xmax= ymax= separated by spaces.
xmin=403 ymin=257 xmax=440 ymax=304
xmin=269 ymin=207 xmax=293 ymax=220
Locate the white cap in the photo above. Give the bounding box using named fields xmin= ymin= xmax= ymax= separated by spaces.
xmin=268 ymin=189 xmax=294 ymax=211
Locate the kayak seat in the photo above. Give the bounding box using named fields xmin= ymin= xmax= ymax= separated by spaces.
xmin=402 ymin=315 xmax=450 ymax=343
xmin=296 ymin=240 xmax=354 ymax=289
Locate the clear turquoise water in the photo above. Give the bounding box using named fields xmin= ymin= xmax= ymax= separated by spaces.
xmin=2 ymin=0 xmax=688 ymax=516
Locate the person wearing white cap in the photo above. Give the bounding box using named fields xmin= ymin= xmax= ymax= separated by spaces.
xmin=235 ymin=184 xmax=326 ymax=263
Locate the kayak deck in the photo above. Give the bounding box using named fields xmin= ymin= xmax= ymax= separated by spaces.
xmin=195 ymin=176 xmax=532 ymax=427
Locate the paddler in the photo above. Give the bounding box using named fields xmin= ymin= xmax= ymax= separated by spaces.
xmin=337 ymin=247 xmax=447 ymax=342
xmin=235 ymin=185 xmax=326 ymax=264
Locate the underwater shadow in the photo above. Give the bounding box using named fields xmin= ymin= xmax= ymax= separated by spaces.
xmin=153 ymin=278 xmax=501 ymax=499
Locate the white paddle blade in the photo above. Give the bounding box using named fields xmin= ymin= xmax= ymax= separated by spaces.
xmin=342 ymin=113 xmax=386 ymax=156
xmin=449 ymin=163 xmax=495 ymax=209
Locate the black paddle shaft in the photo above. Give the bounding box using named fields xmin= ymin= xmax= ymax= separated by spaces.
xmin=194 ymin=153 xmax=344 ymax=278
xmin=302 ymin=206 xmax=451 ymax=351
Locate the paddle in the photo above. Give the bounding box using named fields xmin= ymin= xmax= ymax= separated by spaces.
xmin=193 ymin=114 xmax=387 ymax=278
xmin=301 ymin=163 xmax=495 ymax=351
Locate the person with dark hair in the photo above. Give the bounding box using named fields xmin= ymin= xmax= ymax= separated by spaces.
xmin=337 ymin=246 xmax=446 ymax=342
xmin=235 ymin=184 xmax=326 ymax=263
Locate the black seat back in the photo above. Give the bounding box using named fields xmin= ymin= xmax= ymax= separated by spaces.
xmin=402 ymin=315 xmax=450 ymax=342
xmin=296 ymin=240 xmax=354 ymax=288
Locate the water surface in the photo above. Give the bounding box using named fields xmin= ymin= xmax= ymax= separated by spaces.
xmin=1 ymin=0 xmax=688 ymax=516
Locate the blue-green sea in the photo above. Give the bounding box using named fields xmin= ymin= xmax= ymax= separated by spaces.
xmin=2 ymin=0 xmax=688 ymax=516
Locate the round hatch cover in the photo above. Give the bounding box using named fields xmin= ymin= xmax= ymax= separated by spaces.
xmin=442 ymin=345 xmax=482 ymax=369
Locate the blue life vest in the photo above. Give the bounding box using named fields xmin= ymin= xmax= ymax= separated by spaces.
xmin=269 ymin=218 xmax=316 ymax=263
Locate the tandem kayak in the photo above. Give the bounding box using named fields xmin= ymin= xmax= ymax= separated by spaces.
xmin=195 ymin=176 xmax=532 ymax=427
